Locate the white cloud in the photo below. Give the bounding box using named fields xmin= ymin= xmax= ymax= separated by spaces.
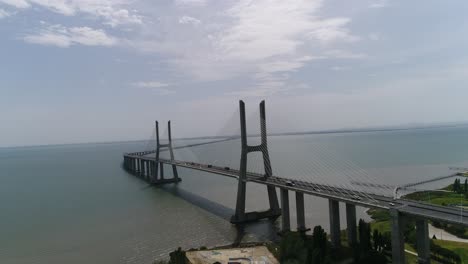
xmin=369 ymin=33 xmax=380 ymax=41
xmin=10 ymin=0 xmax=364 ymax=97
xmin=306 ymin=18 xmax=358 ymax=43
xmin=258 ymin=56 xmax=318 ymax=74
xmin=175 ymin=0 xmax=206 ymax=6
xmin=0 ymin=0 xmax=142 ymax=27
xmin=217 ymin=0 xmax=358 ymax=61
xmin=24 ymin=24 xmax=117 ymax=47
xmin=0 ymin=0 xmax=29 ymax=8
xmin=181 ymin=0 xmax=359 ymax=92
xmin=369 ymin=0 xmax=389 ymax=8
xmin=179 ymin=15 xmax=201 ymax=25
xmin=324 ymin=49 xmax=367 ymax=59
xmin=133 ymin=81 xmax=170 ymax=88
xmin=132 ymin=81 xmax=174 ymax=95
xmin=0 ymin=8 xmax=11 ymax=18
xmin=330 ymin=66 xmax=347 ymax=71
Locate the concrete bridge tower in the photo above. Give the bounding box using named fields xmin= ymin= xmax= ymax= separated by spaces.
xmin=152 ymin=120 xmax=181 ymax=184
xmin=231 ymin=100 xmax=282 ymax=224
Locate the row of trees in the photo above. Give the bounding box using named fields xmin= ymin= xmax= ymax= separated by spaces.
xmin=280 ymin=226 xmax=331 ymax=264
xmin=280 ymin=221 xmax=389 ymax=264
xmin=352 ymin=220 xmax=388 ymax=263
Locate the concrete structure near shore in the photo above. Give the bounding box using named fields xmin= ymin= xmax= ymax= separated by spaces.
xmin=185 ymin=246 xmax=278 ymax=264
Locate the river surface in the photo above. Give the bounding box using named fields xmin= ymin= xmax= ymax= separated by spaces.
xmin=2 ymin=125 xmax=468 ymax=263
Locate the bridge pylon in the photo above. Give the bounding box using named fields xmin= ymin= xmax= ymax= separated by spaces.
xmin=231 ymin=100 xmax=281 ymax=224
xmin=152 ymin=120 xmax=181 ymax=185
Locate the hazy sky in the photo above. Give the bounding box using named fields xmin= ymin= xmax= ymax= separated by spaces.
xmin=1 ymin=0 xmax=468 ymax=147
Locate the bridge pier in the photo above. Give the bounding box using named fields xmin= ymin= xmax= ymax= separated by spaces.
xmin=296 ymin=192 xmax=307 ymax=232
xmin=390 ymin=208 xmax=406 ymax=264
xmin=159 ymin=162 xmax=164 ymax=179
xmin=416 ymin=219 xmax=430 ymax=264
xmin=145 ymin=160 xmax=150 ymax=180
xmin=329 ymin=199 xmax=341 ymax=249
xmin=281 ymin=188 xmax=290 ymax=232
xmin=346 ymin=203 xmax=357 ymax=247
xmin=149 ymin=161 xmax=152 ymax=180
xmin=140 ymin=159 xmax=144 ymax=177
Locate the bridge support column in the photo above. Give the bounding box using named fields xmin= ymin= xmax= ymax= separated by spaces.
xmin=390 ymin=209 xmax=406 ymax=264
xmin=329 ymin=199 xmax=341 ymax=249
xmin=160 ymin=163 xmax=164 ymax=179
xmin=296 ymin=192 xmax=306 ymax=232
xmin=281 ymin=188 xmax=290 ymax=232
xmin=136 ymin=158 xmax=140 ymax=173
xmin=416 ymin=219 xmax=430 ymax=264
xmin=151 ymin=161 xmax=158 ymax=179
xmin=231 ymin=100 xmax=281 ymax=224
xmin=140 ymin=159 xmax=144 ymax=177
xmin=148 ymin=161 xmax=152 ymax=180
xmin=346 ymin=203 xmax=357 ymax=247
xmin=145 ymin=161 xmax=150 ymax=180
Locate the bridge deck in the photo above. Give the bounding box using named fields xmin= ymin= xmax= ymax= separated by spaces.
xmin=124 ymin=154 xmax=468 ymax=227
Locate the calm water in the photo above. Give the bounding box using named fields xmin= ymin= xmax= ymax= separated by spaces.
xmin=2 ymin=126 xmax=468 ymax=263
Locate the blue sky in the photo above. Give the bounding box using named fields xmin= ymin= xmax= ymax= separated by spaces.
xmin=1 ymin=0 xmax=468 ymax=147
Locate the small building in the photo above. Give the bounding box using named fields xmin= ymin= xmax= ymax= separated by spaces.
xmin=185 ymin=246 xmax=279 ymax=264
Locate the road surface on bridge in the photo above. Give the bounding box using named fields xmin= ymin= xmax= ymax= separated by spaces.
xmin=126 ymin=153 xmax=468 ymax=227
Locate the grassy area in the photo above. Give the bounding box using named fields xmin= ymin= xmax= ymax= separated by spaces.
xmin=433 ymin=240 xmax=468 ymax=262
xmin=368 ymin=208 xmax=391 ymax=234
xmin=404 ymin=244 xmax=419 ymax=264
xmin=405 ymin=189 xmax=468 ymax=207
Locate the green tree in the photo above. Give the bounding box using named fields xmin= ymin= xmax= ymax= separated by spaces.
xmin=454 ymin=179 xmax=460 ymax=193
xmin=309 ymin=225 xmax=330 ymax=264
xmin=358 ymin=219 xmax=371 ymax=254
xmin=169 ymin=248 xmax=186 ymax=264
xmin=279 ymin=232 xmax=307 ymax=264
xmin=372 ymin=229 xmax=379 ymax=251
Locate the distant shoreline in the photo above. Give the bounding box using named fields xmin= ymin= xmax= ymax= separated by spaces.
xmin=174 ymin=122 xmax=468 ymax=141
xmin=3 ymin=122 xmax=468 ymax=149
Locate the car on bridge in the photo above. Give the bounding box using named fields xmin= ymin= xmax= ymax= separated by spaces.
xmin=285 ymin=180 xmax=295 ymax=187
xmin=224 ymin=167 xmax=230 ymax=170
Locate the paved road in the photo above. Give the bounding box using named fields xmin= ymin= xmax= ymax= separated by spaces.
xmin=429 ymin=224 xmax=468 ymax=243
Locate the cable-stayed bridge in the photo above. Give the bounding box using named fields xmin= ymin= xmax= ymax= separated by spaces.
xmin=122 ymin=100 xmax=468 ymax=264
